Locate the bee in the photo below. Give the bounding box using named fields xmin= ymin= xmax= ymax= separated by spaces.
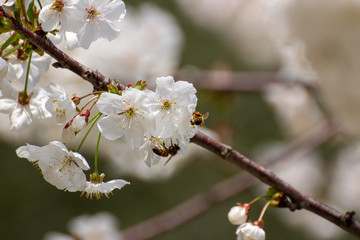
xmin=152 ymin=141 xmax=180 ymax=165
xmin=190 ymin=111 xmax=209 ymax=126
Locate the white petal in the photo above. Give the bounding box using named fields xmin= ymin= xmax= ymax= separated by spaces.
xmin=0 ymin=98 xmax=17 ymax=113
xmin=97 ymin=115 xmax=125 ymax=140
xmin=16 ymin=144 xmax=40 ymax=162
xmin=96 ymin=92 xmax=123 ymax=115
xmin=10 ymin=106 xmax=32 ymax=131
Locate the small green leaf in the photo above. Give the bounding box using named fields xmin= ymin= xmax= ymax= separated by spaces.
xmin=33 ymin=47 xmax=44 ymax=56
xmin=27 ymin=1 xmax=36 ymax=23
xmin=1 ymin=33 xmax=20 ymax=51
xmin=107 ymin=84 xmax=121 ymax=95
xmin=134 ymin=80 xmax=147 ymax=90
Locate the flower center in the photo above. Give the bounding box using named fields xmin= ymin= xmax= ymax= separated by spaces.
xmin=18 ymin=91 xmax=33 ymax=106
xmin=162 ymin=99 xmax=176 ymax=110
xmin=125 ymin=106 xmax=135 ymax=117
xmin=86 ymin=6 xmax=100 ymax=20
xmin=51 ymin=0 xmax=64 ymax=12
xmin=59 ymin=156 xmax=73 ymax=172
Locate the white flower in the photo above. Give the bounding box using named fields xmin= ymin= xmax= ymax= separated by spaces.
xmin=39 ymin=0 xmax=80 ymax=32
xmin=16 ymin=141 xmax=90 ymax=191
xmin=45 ymin=83 xmax=77 ymax=124
xmin=44 ymin=232 xmax=75 ymax=240
xmin=138 ymin=132 xmax=192 ymax=167
xmin=82 ymin=178 xmax=130 ymax=199
xmin=228 ymin=206 xmax=248 ymax=225
xmin=236 ymin=223 xmax=265 ymax=240
xmin=68 ymin=212 xmax=122 ymax=240
xmin=136 ymin=136 xmax=162 ymax=167
xmin=97 ymin=88 xmax=154 ymax=147
xmin=149 ymin=76 xmax=197 ymax=138
xmin=7 ymin=52 xmax=51 ymax=89
xmin=0 ymin=79 xmax=51 ymax=131
xmin=44 ymin=212 xmax=123 ymax=240
xmin=74 ymin=0 xmax=126 ymax=49
xmin=48 ymin=29 xmax=79 ymax=49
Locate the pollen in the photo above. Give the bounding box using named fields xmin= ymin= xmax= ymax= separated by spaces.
xmin=86 ymin=6 xmax=100 ymax=20
xmin=51 ymin=0 xmax=65 ymax=12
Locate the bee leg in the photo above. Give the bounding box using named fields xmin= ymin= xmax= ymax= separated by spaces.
xmin=164 ymin=155 xmax=174 ymax=166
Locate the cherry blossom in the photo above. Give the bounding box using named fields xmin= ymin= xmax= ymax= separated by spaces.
xmin=45 ymin=83 xmax=77 ymax=124
xmin=0 ymin=78 xmax=51 ymax=131
xmin=6 ymin=52 xmax=51 ymax=89
xmin=39 ymin=0 xmax=80 ymax=32
xmin=73 ymin=0 xmax=126 ymax=49
xmin=44 ymin=212 xmax=123 ymax=240
xmin=82 ymin=179 xmax=130 ymax=199
xmin=148 ymin=76 xmax=197 ymax=138
xmin=97 ymin=88 xmax=154 ymax=147
xmin=16 ymin=141 xmax=89 ymax=192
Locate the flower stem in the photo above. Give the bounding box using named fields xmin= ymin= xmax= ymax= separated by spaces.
xmin=258 ymin=201 xmax=271 ymax=222
xmin=75 ymin=112 xmax=102 ymax=152
xmin=248 ymin=194 xmax=266 ymax=206
xmin=37 ymin=0 xmax=42 ymax=9
xmin=20 ymin=0 xmax=29 ymax=23
xmin=94 ymin=132 xmax=101 ymax=175
xmin=2 ymin=44 xmax=22 ymax=58
xmin=23 ymin=50 xmax=33 ymax=97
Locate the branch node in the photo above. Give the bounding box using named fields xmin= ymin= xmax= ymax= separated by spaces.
xmin=52 ymin=62 xmax=62 ymax=68
xmin=82 ymin=70 xmax=92 ymax=79
xmin=220 ymin=145 xmax=233 ymax=159
xmin=343 ymin=211 xmax=356 ymax=226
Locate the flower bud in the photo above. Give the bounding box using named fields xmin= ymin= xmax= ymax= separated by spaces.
xmin=71 ymin=115 xmax=87 ymax=132
xmin=236 ymin=222 xmax=265 ymax=240
xmin=228 ymin=206 xmax=248 ymax=225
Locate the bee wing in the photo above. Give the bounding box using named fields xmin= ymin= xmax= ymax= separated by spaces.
xmin=203 ymin=112 xmax=209 ymax=120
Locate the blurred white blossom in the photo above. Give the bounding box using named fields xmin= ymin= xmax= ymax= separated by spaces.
xmin=44 ymin=212 xmax=122 ymax=240
xmin=263 ymin=83 xmax=323 ymax=138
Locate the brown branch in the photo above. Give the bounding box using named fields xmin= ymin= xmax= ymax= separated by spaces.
xmin=122 ymin=119 xmax=335 ymax=240
xmin=3 ymin=8 xmax=360 ymax=239
xmin=191 ymin=125 xmax=360 ymax=237
xmin=0 ymin=7 xmax=124 ymax=91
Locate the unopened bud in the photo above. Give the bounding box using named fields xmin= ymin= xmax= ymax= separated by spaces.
xmin=228 ymin=205 xmax=248 ymax=225
xmin=71 ymin=96 xmax=81 ymax=105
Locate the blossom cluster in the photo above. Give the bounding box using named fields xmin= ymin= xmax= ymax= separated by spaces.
xmin=39 ymin=0 xmax=126 ymax=49
xmin=9 ymin=74 xmax=198 ymax=197
xmin=97 ymin=76 xmax=198 ymax=167
xmin=0 ymin=0 xmax=200 ymax=199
